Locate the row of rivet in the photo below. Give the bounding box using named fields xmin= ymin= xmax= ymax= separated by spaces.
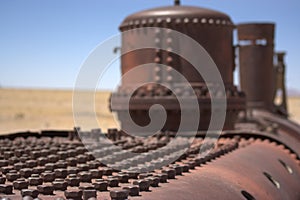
xmin=166 ymin=29 xmax=173 ymax=83
xmin=121 ymin=17 xmax=233 ymax=30
xmin=153 ymin=29 xmax=174 ymax=83
xmin=154 ymin=28 xmax=162 ymax=82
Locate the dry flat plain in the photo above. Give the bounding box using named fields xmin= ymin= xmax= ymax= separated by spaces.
xmin=0 ymin=88 xmax=118 ymax=134
xmin=1 ymin=88 xmax=300 ymax=135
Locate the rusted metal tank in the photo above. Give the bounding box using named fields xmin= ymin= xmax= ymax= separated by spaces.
xmin=119 ymin=5 xmax=235 ymax=84
xmin=111 ymin=3 xmax=245 ymax=132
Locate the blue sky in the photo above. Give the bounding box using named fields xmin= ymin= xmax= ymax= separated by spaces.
xmin=0 ymin=0 xmax=299 ymax=90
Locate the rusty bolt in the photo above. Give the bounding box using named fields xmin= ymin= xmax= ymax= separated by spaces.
xmin=1 ymin=166 xmax=13 ymax=174
xmin=66 ymin=177 xmax=80 ymax=187
xmin=49 ymin=147 xmax=59 ymax=154
xmin=20 ymin=156 xmax=30 ymax=163
xmin=77 ymin=155 xmax=88 ymax=164
xmin=162 ymin=168 xmax=176 ymax=179
xmin=4 ymin=152 xmax=14 ymax=159
xmin=76 ymin=147 xmax=87 ymax=154
xmin=0 ymin=160 xmax=9 ymax=167
xmin=82 ymin=189 xmax=97 ymax=200
xmin=116 ymin=173 xmax=129 ymax=183
xmin=30 ymin=151 xmax=40 ymax=159
xmin=87 ymin=161 xmax=101 ymax=169
xmin=0 ymin=184 xmax=13 ymax=194
xmin=21 ymin=189 xmax=39 ymax=198
xmin=28 ymin=177 xmax=43 ymax=186
xmin=67 ymin=167 xmax=79 ymax=175
xmin=14 ymin=162 xmax=26 ymax=170
xmin=9 ymin=157 xmax=19 ymax=165
xmin=64 ymin=189 xmax=83 ymax=200
xmin=48 ymin=155 xmax=59 ymax=163
xmin=92 ymin=181 xmax=108 ymax=191
xmin=122 ymin=185 xmax=140 ymax=196
xmin=56 ymin=161 xmax=68 ymax=169
xmin=132 ymin=179 xmax=150 ymax=191
xmin=32 ymin=166 xmax=45 ymax=174
xmin=26 ymin=160 xmax=38 ymax=168
xmin=67 ymin=157 xmax=77 ymax=166
xmin=146 ymin=176 xmax=160 ymax=187
xmin=6 ymin=172 xmax=20 ymax=182
xmin=107 ymin=177 xmax=119 ymax=187
xmin=78 ymin=171 xmax=92 ymax=183
xmin=45 ymin=163 xmax=55 ymax=171
xmin=52 ymin=181 xmax=68 ymax=191
xmin=0 ymin=177 xmax=6 ymax=184
xmin=170 ymin=165 xmax=182 ymax=175
xmin=89 ymin=169 xmax=102 ymax=179
xmin=154 ymin=173 xmax=168 ymax=183
xmin=39 ymin=149 xmax=50 ymax=156
xmin=110 ymin=190 xmax=129 ymax=200
xmin=13 ymin=180 xmax=29 ymax=190
xmin=41 ymin=171 xmax=55 ymax=182
xmin=102 ymin=167 xmax=113 ymax=176
xmin=14 ymin=149 xmax=24 ymax=157
xmin=57 ymin=151 xmax=68 ymax=160
xmin=85 ymin=152 xmax=95 ymax=161
xmin=54 ymin=168 xmax=68 ymax=179
xmin=67 ymin=149 xmax=77 ymax=157
xmin=37 ymin=158 xmax=48 ymax=166
xmin=37 ymin=185 xmax=54 ymax=195
xmin=77 ymin=164 xmax=90 ymax=171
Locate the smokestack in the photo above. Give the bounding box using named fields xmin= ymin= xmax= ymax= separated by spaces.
xmin=237 ymin=23 xmax=275 ymax=112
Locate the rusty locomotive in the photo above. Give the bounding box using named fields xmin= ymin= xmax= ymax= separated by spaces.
xmin=0 ymin=1 xmax=299 ymax=200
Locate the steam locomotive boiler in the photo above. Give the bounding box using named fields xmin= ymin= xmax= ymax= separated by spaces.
xmin=0 ymin=1 xmax=300 ymax=200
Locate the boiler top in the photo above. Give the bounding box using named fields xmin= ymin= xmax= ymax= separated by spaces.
xmin=120 ymin=5 xmax=233 ymax=30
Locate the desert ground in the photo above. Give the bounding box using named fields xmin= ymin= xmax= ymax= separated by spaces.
xmin=0 ymin=88 xmax=300 ymax=135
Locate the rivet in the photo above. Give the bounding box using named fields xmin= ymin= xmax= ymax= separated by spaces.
xmin=166 ymin=38 xmax=172 ymax=44
xmin=193 ymin=18 xmax=199 ymax=23
xmin=167 ymin=66 xmax=173 ymax=72
xmin=155 ymin=76 xmax=161 ymax=81
xmin=156 ymin=18 xmax=162 ymax=24
xmin=167 ymin=57 xmax=173 ymax=64
xmin=141 ymin=19 xmax=147 ymax=25
xmin=154 ymin=57 xmax=161 ymax=63
xmin=148 ymin=18 xmax=154 ymax=24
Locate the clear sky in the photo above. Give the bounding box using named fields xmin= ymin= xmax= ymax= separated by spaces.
xmin=0 ymin=0 xmax=299 ymax=91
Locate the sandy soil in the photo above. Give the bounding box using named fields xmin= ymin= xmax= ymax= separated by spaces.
xmin=0 ymin=88 xmax=118 ymax=134
xmin=0 ymin=88 xmax=300 ymax=134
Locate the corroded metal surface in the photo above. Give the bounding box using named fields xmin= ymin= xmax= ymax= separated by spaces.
xmin=112 ymin=4 xmax=245 ymax=131
xmin=0 ymin=130 xmax=299 ymax=199
xmin=237 ymin=23 xmax=275 ymax=112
